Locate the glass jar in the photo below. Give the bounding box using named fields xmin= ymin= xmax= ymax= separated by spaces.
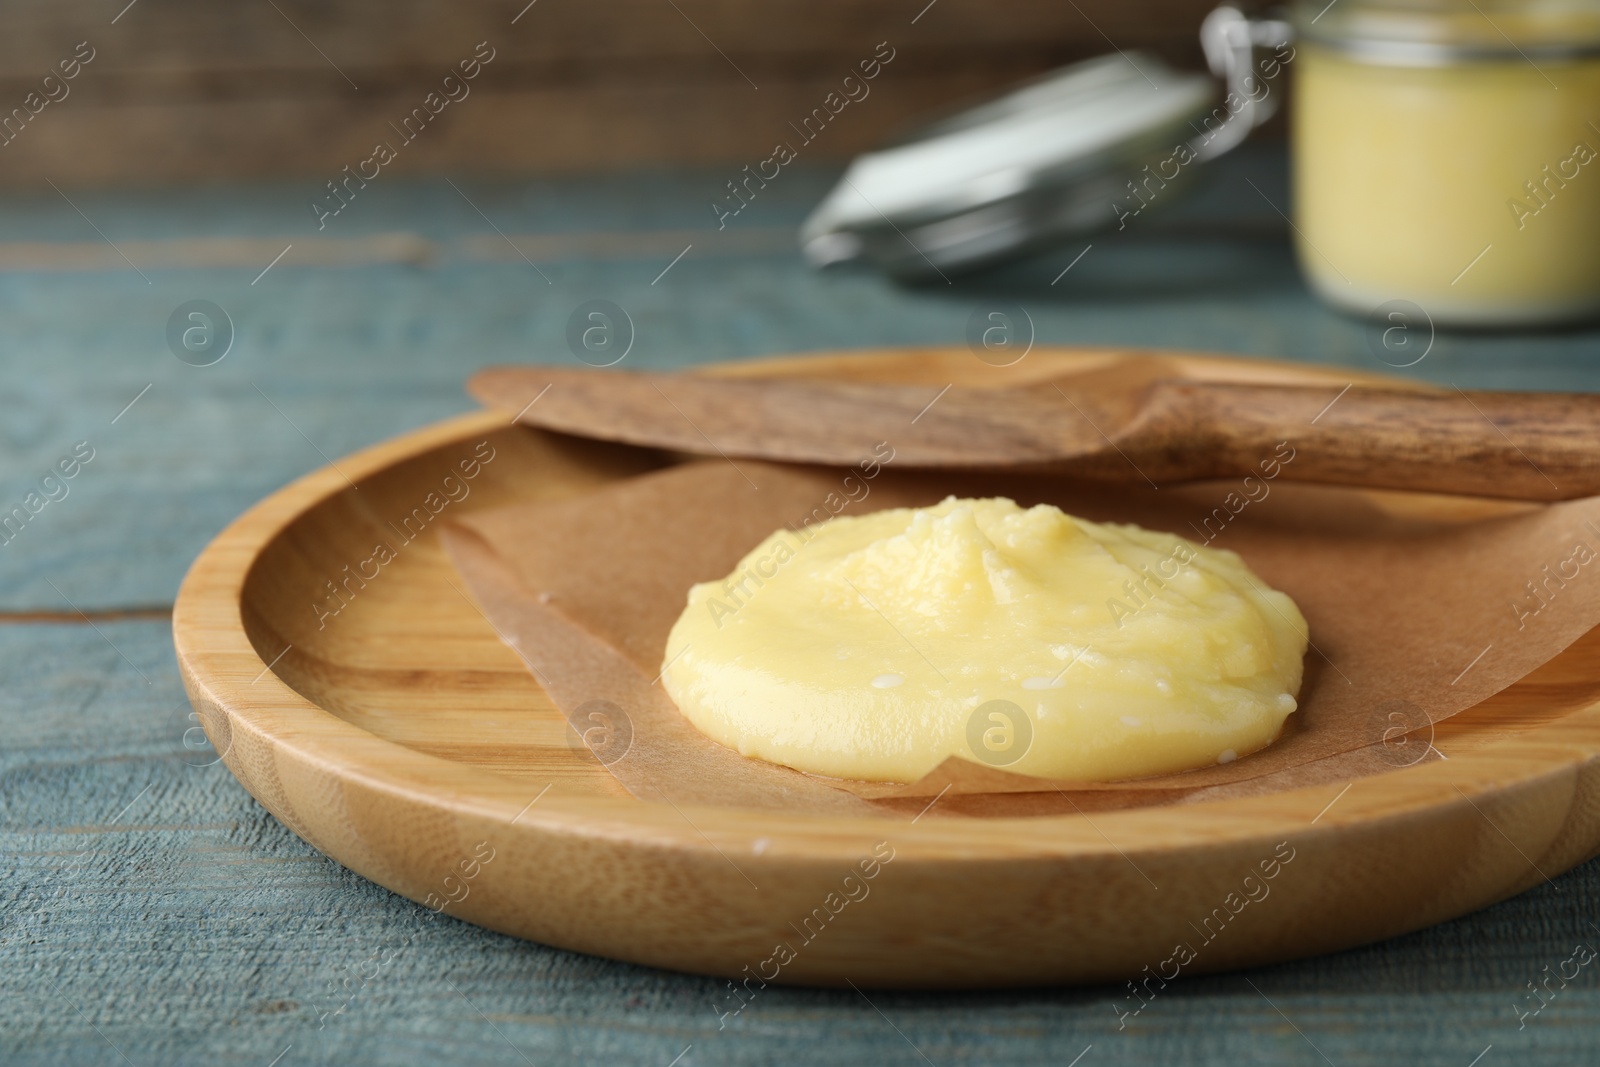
xmin=1291 ymin=0 xmax=1600 ymax=326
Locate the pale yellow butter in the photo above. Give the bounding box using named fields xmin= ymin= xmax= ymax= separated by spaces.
xmin=661 ymin=497 xmax=1308 ymax=783
xmin=1294 ymin=43 xmax=1600 ymax=326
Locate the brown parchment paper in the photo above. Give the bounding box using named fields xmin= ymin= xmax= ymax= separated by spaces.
xmin=443 ymin=457 xmax=1600 ymax=817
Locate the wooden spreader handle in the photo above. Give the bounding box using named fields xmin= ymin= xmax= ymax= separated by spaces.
xmin=1130 ymin=381 xmax=1600 ymax=501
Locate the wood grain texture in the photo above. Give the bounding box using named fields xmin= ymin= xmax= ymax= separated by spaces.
xmin=476 ymin=363 xmax=1600 ymax=499
xmin=0 ymin=0 xmax=1219 ymax=186
xmin=7 ymin=146 xmax=1600 ymax=616
xmin=173 ymin=347 xmax=1600 ymax=989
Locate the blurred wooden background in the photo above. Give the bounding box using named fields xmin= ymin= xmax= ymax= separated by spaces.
xmin=1 ymin=0 xmax=1218 ymax=187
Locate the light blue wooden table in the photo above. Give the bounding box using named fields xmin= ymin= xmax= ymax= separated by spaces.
xmin=4 ymin=144 xmax=1600 ymax=1066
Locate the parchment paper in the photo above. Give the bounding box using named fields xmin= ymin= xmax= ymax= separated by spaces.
xmin=444 ymin=456 xmax=1600 ymax=817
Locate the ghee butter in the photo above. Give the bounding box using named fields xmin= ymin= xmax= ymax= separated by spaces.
xmin=1292 ymin=1 xmax=1600 ymax=325
xmin=661 ymin=498 xmax=1308 ymax=784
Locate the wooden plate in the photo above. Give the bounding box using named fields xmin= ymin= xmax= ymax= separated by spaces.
xmin=174 ymin=347 xmax=1600 ymax=989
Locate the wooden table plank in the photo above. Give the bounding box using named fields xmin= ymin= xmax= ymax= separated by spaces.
xmin=6 ymin=144 xmax=1600 ymax=1064
xmin=0 ymin=0 xmax=1215 ymax=186
xmin=4 ymin=148 xmax=1598 ymax=615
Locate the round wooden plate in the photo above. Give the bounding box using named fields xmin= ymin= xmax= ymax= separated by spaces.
xmin=174 ymin=347 xmax=1600 ymax=989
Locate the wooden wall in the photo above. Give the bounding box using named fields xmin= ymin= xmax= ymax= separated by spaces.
xmin=0 ymin=0 xmax=1219 ymax=187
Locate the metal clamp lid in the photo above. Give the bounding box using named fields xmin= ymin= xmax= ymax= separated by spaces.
xmin=800 ymin=6 xmax=1290 ymax=280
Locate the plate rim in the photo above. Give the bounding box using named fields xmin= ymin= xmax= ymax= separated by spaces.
xmin=173 ymin=347 xmax=1600 ymax=866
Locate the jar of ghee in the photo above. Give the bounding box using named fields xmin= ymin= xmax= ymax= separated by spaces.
xmin=1292 ymin=0 xmax=1600 ymax=326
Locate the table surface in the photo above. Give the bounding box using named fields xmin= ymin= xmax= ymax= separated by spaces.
xmin=5 ymin=143 xmax=1600 ymax=1067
